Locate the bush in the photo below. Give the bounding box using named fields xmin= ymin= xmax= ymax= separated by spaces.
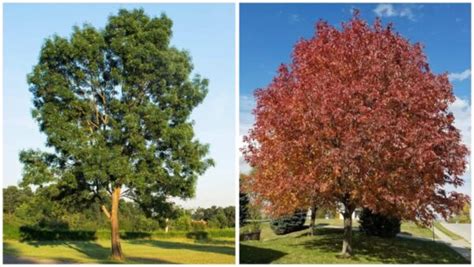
xmin=359 ymin=208 xmax=401 ymax=238
xmin=3 ymin=223 xmax=21 ymax=240
xmin=19 ymin=226 xmax=96 ymax=241
xmin=191 ymin=220 xmax=207 ymax=231
xmin=240 ymin=193 xmax=250 ymax=226
xmin=10 ymin=225 xmax=234 ymax=241
xmin=270 ymin=209 xmax=307 ymax=235
xmin=186 ymin=231 xmax=208 ymax=240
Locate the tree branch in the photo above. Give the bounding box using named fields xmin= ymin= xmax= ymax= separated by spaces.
xmin=101 ymin=204 xmax=111 ymax=220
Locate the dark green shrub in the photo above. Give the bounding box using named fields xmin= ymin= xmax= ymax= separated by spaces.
xmin=240 ymin=193 xmax=250 ymax=226
xmin=121 ymin=231 xmax=152 ymax=239
xmin=359 ymin=208 xmax=401 ymax=238
xmin=186 ymin=231 xmax=208 ymax=240
xmin=19 ymin=226 xmax=96 ymax=241
xmin=270 ymin=209 xmax=307 ymax=235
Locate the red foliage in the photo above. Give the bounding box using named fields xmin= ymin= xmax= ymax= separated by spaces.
xmin=243 ymin=14 xmax=469 ymax=224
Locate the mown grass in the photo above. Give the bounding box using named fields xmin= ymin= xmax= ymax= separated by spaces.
xmin=400 ymin=221 xmax=435 ymax=239
xmin=4 ymin=237 xmax=235 ymax=264
xmin=240 ymin=223 xmax=467 ymax=264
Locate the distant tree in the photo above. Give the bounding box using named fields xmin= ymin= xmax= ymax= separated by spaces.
xmin=240 ymin=193 xmax=250 ymax=226
xmin=243 ymin=12 xmax=469 ymax=257
xmin=449 ymin=203 xmax=471 ymax=223
xmin=223 ymin=206 xmax=236 ymax=227
xmin=3 ymin=186 xmax=33 ymax=214
xmin=20 ymin=9 xmax=212 ymax=260
xmin=240 ymin=173 xmax=251 ymax=226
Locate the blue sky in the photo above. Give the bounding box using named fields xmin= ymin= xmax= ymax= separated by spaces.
xmin=240 ymin=3 xmax=471 ymax=195
xmin=3 ymin=3 xmax=235 ymax=208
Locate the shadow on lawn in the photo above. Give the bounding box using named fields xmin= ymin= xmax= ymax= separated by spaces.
xmin=299 ymin=228 xmax=468 ymax=264
xmin=195 ymin=238 xmax=235 ymax=246
xmin=127 ymin=239 xmax=235 ymax=256
xmin=3 ymin=241 xmax=74 ymax=264
xmin=19 ymin=240 xmax=177 ymax=264
xmin=240 ymin=244 xmax=287 ymax=264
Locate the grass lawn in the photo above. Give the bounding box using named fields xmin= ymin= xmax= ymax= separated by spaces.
xmin=434 ymin=222 xmax=464 ymax=240
xmin=400 ymin=221 xmax=435 ymax=239
xmin=240 ymin=224 xmax=468 ymax=264
xmin=4 ymin=237 xmax=235 ymax=264
xmin=315 ymin=218 xmax=360 ymax=227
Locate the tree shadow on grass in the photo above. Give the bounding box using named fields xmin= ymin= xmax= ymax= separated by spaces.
xmin=4 ymin=241 xmax=74 ymax=264
xmin=24 ymin=240 xmax=112 ymax=263
xmin=315 ymin=223 xmax=329 ymax=227
xmin=299 ymin=228 xmax=468 ymax=264
xmin=194 ymin=238 xmax=235 ymax=246
xmin=125 ymin=257 xmax=176 ymax=264
xmin=20 ymin=240 xmax=177 ymax=264
xmin=127 ymin=239 xmax=235 ymax=256
xmin=239 ymin=244 xmax=287 ymax=264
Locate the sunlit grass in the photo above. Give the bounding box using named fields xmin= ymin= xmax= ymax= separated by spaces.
xmin=4 ymin=237 xmax=235 ymax=264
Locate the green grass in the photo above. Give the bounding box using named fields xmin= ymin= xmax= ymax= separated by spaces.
xmin=3 ymin=237 xmax=235 ymax=264
xmin=240 ymin=223 xmax=468 ymax=264
xmin=434 ymin=222 xmax=464 ymax=241
xmin=400 ymin=221 xmax=435 ymax=239
xmin=313 ymin=218 xmax=360 ymax=227
xmin=315 ymin=219 xmax=434 ymax=239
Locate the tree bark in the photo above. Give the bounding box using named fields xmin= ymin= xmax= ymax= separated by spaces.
xmin=340 ymin=202 xmax=355 ymax=257
xmin=309 ymin=204 xmax=317 ymax=236
xmin=110 ymin=185 xmax=124 ymax=261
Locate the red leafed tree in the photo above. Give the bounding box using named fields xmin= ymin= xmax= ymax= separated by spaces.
xmin=243 ymin=13 xmax=469 ymax=257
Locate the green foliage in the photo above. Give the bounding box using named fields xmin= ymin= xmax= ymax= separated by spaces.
xmin=270 ymin=210 xmax=307 ymax=235
xmin=172 ymin=213 xmax=193 ymax=231
xmin=359 ymin=208 xmax=401 ymax=238
xmin=3 ymin=221 xmax=21 ymax=240
xmin=240 ymin=193 xmax=250 ymax=226
xmin=448 ymin=203 xmax=471 ymax=223
xmin=19 ymin=226 xmax=97 ymax=241
xmin=192 ymin=206 xmax=235 ymax=228
xmin=3 ymin=185 xmax=234 ymax=243
xmin=11 ymin=226 xmax=233 ymax=241
xmin=21 ymin=8 xmax=213 ymax=221
xmin=186 ymin=231 xmax=208 ymax=240
xmin=3 ymin=186 xmax=33 ymax=214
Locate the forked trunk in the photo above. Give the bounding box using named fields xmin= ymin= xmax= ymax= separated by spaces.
xmin=111 ymin=186 xmax=124 ymax=261
xmin=340 ymin=203 xmax=355 ymax=257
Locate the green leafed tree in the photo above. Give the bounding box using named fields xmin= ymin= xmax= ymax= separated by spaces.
xmin=3 ymin=186 xmax=33 ymax=214
xmin=20 ymin=9 xmax=213 ymax=260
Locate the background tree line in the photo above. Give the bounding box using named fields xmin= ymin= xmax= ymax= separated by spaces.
xmin=3 ymin=185 xmax=235 ymax=234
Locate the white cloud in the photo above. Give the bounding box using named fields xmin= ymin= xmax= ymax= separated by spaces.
xmin=373 ymin=4 xmax=415 ymax=21
xmin=449 ymin=97 xmax=471 ymax=148
xmin=448 ymin=69 xmax=471 ymax=82
xmin=289 ymin=14 xmax=301 ymax=24
xmin=239 ymin=95 xmax=256 ymax=174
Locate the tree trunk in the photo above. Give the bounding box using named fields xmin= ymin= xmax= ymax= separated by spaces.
xmin=309 ymin=204 xmax=317 ymax=236
xmin=110 ymin=186 xmax=124 ymax=261
xmin=340 ymin=203 xmax=355 ymax=257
